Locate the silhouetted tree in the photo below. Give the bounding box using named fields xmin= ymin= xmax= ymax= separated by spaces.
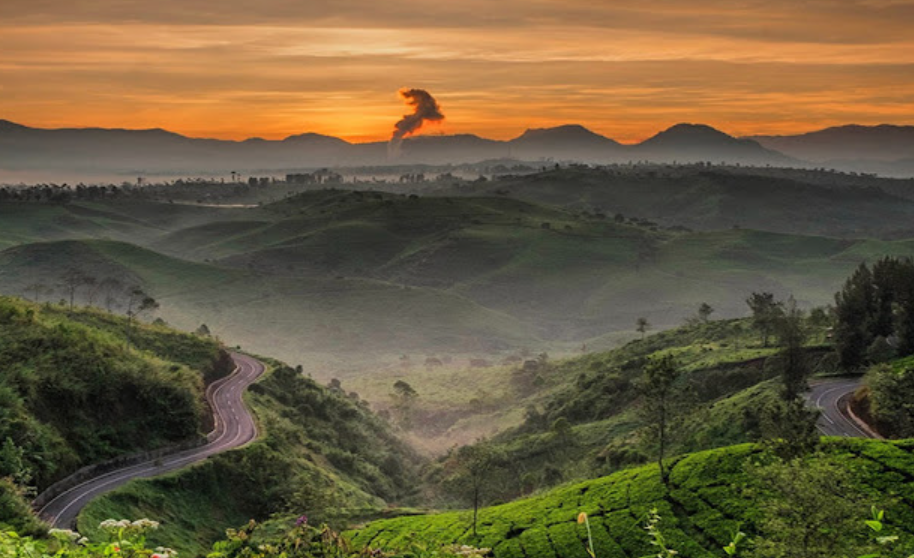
xmin=391 ymin=380 xmax=418 ymax=429
xmin=98 ymin=277 xmax=124 ymax=312
xmin=443 ymin=441 xmax=503 ymax=540
xmin=636 ymin=317 xmax=650 ymax=340
xmin=59 ymin=268 xmax=93 ymax=311
xmin=697 ymin=302 xmax=714 ymax=323
xmin=638 ymin=354 xmax=682 ymax=485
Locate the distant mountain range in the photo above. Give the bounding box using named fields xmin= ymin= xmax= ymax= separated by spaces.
xmin=1 ymin=119 xmax=912 ymax=177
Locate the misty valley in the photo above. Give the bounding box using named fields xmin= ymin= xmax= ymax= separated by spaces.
xmin=2 ymin=149 xmax=914 ymax=557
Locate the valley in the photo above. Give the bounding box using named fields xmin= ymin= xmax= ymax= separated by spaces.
xmin=3 ymin=164 xmax=914 ymax=557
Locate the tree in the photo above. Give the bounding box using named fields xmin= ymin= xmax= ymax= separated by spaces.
xmin=0 ymin=438 xmax=32 ymax=489
xmin=59 ymin=268 xmax=93 ymax=311
xmin=443 ymin=442 xmax=503 ymax=540
xmin=195 ymin=323 xmax=212 ymax=337
xmin=23 ymin=283 xmax=50 ymax=303
xmin=124 ymin=286 xmax=159 ymax=342
xmin=834 ymin=264 xmax=876 ymax=370
xmin=636 ymin=317 xmax=650 ymax=340
xmin=746 ymin=292 xmax=783 ymax=347
xmin=758 ymin=298 xmax=819 ymax=458
xmin=865 ymin=364 xmax=914 ymax=437
xmin=775 ymin=298 xmax=809 ymax=401
xmin=390 ymin=380 xmax=418 ymax=429
xmin=98 ymin=277 xmax=124 ymax=312
xmin=638 ymin=354 xmax=682 ymax=484
xmin=747 ymin=456 xmax=870 ymax=558
xmin=697 ymin=302 xmax=714 ymax=323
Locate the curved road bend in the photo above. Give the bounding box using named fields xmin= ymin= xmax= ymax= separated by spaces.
xmin=806 ymin=377 xmax=881 ymax=439
xmin=37 ymin=352 xmax=265 ymax=528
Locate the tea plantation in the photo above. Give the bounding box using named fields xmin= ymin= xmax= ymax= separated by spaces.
xmin=349 ymin=438 xmax=914 ymax=557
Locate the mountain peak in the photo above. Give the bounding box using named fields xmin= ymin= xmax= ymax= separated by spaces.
xmin=282 ymin=132 xmax=350 ymax=146
xmin=648 ymin=123 xmax=734 ymax=142
xmin=513 ymin=124 xmax=617 ymax=145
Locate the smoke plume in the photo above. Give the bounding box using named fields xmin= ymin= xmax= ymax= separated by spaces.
xmin=388 ymin=88 xmax=445 ymax=158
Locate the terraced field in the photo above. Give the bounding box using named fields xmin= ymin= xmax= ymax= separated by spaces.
xmin=350 ymin=439 xmax=914 ymax=557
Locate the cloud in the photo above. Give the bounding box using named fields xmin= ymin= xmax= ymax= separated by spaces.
xmin=1 ymin=1 xmax=913 ymax=141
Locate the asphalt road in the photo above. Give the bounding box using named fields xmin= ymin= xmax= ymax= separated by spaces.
xmin=806 ymin=377 xmax=881 ymax=438
xmin=36 ymin=352 xmax=264 ymax=528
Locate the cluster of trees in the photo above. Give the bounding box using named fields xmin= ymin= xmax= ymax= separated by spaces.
xmin=833 ymin=257 xmax=914 ymax=370
xmin=641 ymin=295 xmax=821 ymax=483
xmin=24 ymin=269 xmax=156 ymax=317
xmin=0 ymin=184 xmax=123 ymax=203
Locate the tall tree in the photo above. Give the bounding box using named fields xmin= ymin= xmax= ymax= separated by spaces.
xmin=124 ymin=286 xmax=158 ymax=343
xmin=834 ymin=263 xmax=876 ymax=370
xmin=443 ymin=442 xmax=503 ymax=540
xmin=390 ymin=380 xmax=419 ymax=429
xmin=59 ymin=268 xmax=93 ymax=311
xmin=762 ymin=298 xmax=819 ymax=458
xmin=746 ymin=292 xmax=783 ymax=347
xmin=638 ymin=354 xmax=682 ymax=485
xmin=98 ymin=277 xmax=124 ymax=313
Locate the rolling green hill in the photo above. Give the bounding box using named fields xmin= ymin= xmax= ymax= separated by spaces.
xmin=76 ymin=359 xmax=424 ymax=556
xmin=444 ymin=167 xmax=914 ymax=239
xmin=0 ymin=297 xmax=231 ymax=533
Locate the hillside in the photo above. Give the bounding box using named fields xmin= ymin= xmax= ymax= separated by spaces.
xmin=348 ymin=439 xmax=914 ymax=557
xmin=4 ymin=193 xmax=914 ymax=457
xmin=77 ymin=359 xmax=423 ymax=556
xmin=638 ymin=124 xmax=792 ymax=166
xmin=447 ymin=167 xmax=914 ymax=239
xmin=409 ymin=317 xmax=827 ymax=495
xmin=749 ymin=124 xmax=914 ymax=163
xmin=0 ymin=297 xmax=232 ymax=532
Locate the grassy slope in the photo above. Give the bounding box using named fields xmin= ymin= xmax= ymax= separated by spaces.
xmin=0 ymin=238 xmax=542 ymax=361
xmin=458 ymin=167 xmax=914 ymax=239
xmin=0 ymin=298 xmax=226 ymax=486
xmin=153 ymin=190 xmax=914 ymax=342
xmin=0 ymin=297 xmax=229 ymax=534
xmin=414 ymin=319 xmax=826 ymax=495
xmin=4 ymin=194 xmax=914 ymax=366
xmin=78 ymin=361 xmax=423 ymax=557
xmin=350 ymin=439 xmax=914 ymax=558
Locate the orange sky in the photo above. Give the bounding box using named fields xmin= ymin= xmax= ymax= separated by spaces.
xmin=2 ymin=0 xmax=913 ymax=143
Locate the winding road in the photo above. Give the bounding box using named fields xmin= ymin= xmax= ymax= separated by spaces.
xmin=36 ymin=352 xmax=265 ymax=528
xmin=806 ymin=377 xmax=882 ymax=439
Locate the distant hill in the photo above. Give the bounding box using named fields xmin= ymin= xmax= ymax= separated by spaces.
xmin=749 ymin=124 xmax=914 ymax=163
xmin=637 ymin=123 xmax=793 ymax=165
xmin=453 ymin=166 xmax=914 ymax=238
xmin=509 ymin=124 xmax=625 ymax=162
xmin=0 ymin=120 xmax=796 ymax=175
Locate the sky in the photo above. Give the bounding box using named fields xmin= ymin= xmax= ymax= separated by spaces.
xmin=2 ymin=0 xmax=914 ymax=143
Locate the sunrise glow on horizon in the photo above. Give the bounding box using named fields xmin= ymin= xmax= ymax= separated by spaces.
xmin=3 ymin=0 xmax=914 ymax=143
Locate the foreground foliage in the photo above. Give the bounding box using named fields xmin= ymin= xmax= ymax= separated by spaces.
xmin=351 ymin=439 xmax=914 ymax=558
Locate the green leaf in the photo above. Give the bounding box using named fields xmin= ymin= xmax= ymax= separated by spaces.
xmin=865 ymin=520 xmax=883 ymax=532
